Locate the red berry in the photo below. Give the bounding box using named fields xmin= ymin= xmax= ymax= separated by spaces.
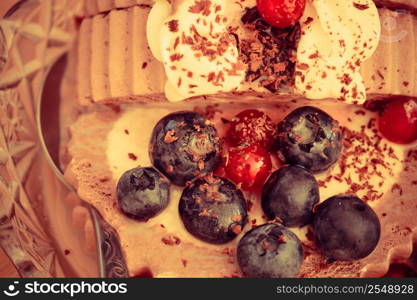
xmin=378 ymin=98 xmax=417 ymax=144
xmin=256 ymin=0 xmax=306 ymax=28
xmin=227 ymin=109 xmax=276 ymax=150
xmin=224 ymin=144 xmax=272 ymax=192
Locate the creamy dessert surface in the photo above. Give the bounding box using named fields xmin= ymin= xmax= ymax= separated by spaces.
xmin=65 ymin=99 xmax=417 ymax=277
xmin=147 ymin=0 xmax=381 ymax=103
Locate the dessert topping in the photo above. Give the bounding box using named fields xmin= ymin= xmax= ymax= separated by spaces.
xmin=224 ymin=144 xmax=272 ymax=192
xmin=116 ymin=167 xmax=170 ymax=221
xmin=256 ymin=0 xmax=306 ymax=28
xmin=179 ymin=176 xmax=248 ymax=244
xmin=148 ymin=0 xmax=245 ymax=102
xmin=378 ymin=98 xmax=417 ymax=144
xmin=295 ymin=0 xmax=380 ymax=104
xmin=314 ymin=194 xmax=381 ymax=261
xmin=261 ymin=165 xmax=319 ymax=227
xmin=276 ymin=106 xmax=343 ymax=173
xmin=237 ymin=223 xmax=304 ymax=278
xmin=227 ymin=109 xmax=277 ymax=150
xmin=240 ymin=7 xmax=301 ymax=93
xmin=150 ymin=111 xmax=221 ymax=186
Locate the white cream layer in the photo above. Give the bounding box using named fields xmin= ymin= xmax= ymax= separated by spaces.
xmin=296 ymin=0 xmax=381 ymax=104
xmin=148 ymin=0 xmax=381 ymax=103
xmin=147 ymin=0 xmax=247 ymax=102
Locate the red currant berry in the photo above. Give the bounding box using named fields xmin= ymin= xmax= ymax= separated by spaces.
xmin=378 ymin=98 xmax=417 ymax=144
xmin=224 ymin=144 xmax=272 ymax=192
xmin=227 ymin=109 xmax=276 ymax=150
xmin=256 ymin=0 xmax=306 ymax=29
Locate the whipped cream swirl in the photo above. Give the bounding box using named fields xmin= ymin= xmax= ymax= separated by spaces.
xmin=147 ymin=0 xmax=246 ymax=102
xmin=295 ymin=0 xmax=381 ymax=104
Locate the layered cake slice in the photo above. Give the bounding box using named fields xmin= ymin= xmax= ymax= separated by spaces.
xmin=76 ymin=5 xmax=166 ymax=105
xmin=65 ymin=0 xmax=417 ymax=277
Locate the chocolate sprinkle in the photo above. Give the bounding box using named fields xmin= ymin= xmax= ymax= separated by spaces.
xmin=353 ymin=2 xmax=370 ymax=10
xmin=240 ymin=7 xmax=301 ymax=93
xmin=128 ymin=153 xmax=137 ymax=160
xmin=167 ymin=19 xmax=179 ymax=32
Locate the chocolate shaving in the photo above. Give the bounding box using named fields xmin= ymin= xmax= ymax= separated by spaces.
xmin=167 ymin=19 xmax=179 ymax=32
xmin=161 ymin=235 xmax=181 ymax=246
xmin=377 ymin=70 xmax=385 ymax=80
xmin=353 ymin=2 xmax=369 ymax=10
xmin=240 ymin=7 xmax=301 ymax=92
xmin=170 ymin=53 xmax=184 ymax=62
xmin=128 ymin=153 xmax=137 ymax=161
xmin=391 ymin=183 xmax=403 ymax=196
xmin=304 ymin=17 xmax=314 ymax=25
xmin=231 ymin=225 xmax=242 ymax=235
xmin=188 ymin=0 xmax=212 ymax=16
xmin=164 ymin=130 xmax=178 ymax=143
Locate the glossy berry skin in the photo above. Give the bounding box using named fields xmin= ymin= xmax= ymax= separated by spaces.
xmin=261 ymin=165 xmax=319 ymax=227
xmin=227 ymin=109 xmax=277 ymax=150
xmin=276 ymin=106 xmax=343 ymax=173
xmin=150 ymin=111 xmax=221 ymax=186
xmin=314 ymin=195 xmax=381 ymax=261
xmin=256 ymin=0 xmax=306 ymax=29
xmin=224 ymin=144 xmax=272 ymax=192
xmin=116 ymin=167 xmax=170 ymax=221
xmin=237 ymin=223 xmax=304 ymax=278
xmin=179 ymin=175 xmax=247 ymax=244
xmin=378 ymin=98 xmax=417 ymax=144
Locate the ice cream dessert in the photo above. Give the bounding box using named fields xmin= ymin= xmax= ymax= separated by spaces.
xmin=64 ymin=0 xmax=417 ymax=277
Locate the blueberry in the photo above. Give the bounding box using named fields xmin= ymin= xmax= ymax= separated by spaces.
xmin=116 ymin=167 xmax=170 ymax=221
xmin=276 ymin=106 xmax=343 ymax=173
xmin=150 ymin=111 xmax=221 ymax=186
xmin=237 ymin=223 xmax=304 ymax=278
xmin=179 ymin=175 xmax=247 ymax=244
xmin=261 ymin=165 xmax=319 ymax=227
xmin=313 ymin=194 xmax=381 ymax=261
